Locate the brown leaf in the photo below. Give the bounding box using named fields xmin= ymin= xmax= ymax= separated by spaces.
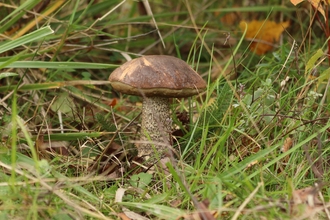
xmin=118 ymin=213 xmax=131 ymax=220
xmin=281 ymin=137 xmax=293 ymax=163
xmin=104 ymin=98 xmax=118 ymax=107
xmin=290 ymin=185 xmax=326 ymax=218
xmin=282 ymin=137 xmax=293 ymax=153
xmin=177 ymin=199 xmax=217 ymax=220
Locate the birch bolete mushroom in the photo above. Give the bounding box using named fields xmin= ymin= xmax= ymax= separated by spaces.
xmin=109 ymin=55 xmax=206 ymax=159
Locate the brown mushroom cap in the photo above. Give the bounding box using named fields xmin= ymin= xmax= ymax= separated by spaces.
xmin=109 ymin=55 xmax=206 ymax=98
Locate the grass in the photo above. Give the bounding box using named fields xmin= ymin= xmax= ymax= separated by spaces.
xmin=0 ymin=0 xmax=330 ymax=219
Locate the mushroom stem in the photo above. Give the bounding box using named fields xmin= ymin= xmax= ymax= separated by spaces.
xmin=138 ymin=97 xmax=172 ymax=158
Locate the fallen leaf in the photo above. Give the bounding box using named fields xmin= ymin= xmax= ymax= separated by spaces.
xmin=220 ymin=6 xmax=240 ymax=26
xmin=308 ymin=0 xmax=327 ymax=21
xmin=290 ymin=0 xmax=305 ymax=5
xmin=281 ymin=137 xmax=293 ymax=153
xmin=177 ymin=199 xmax=217 ymax=220
xmin=246 ymin=160 xmax=258 ymax=168
xmin=240 ymin=20 xmax=290 ymax=55
xmin=118 ymin=212 xmax=131 ymax=220
xmin=121 ymin=207 xmax=149 ymax=220
xmin=290 ymin=0 xmax=327 ymax=21
xmin=221 ymin=12 xmax=238 ymax=26
xmin=290 ymin=185 xmax=325 ymax=218
xmin=281 ymin=137 xmax=293 ymax=163
xmin=105 ymin=98 xmax=117 ymax=107
xmin=115 ymin=188 xmax=127 ymax=203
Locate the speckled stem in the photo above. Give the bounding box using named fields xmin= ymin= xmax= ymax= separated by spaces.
xmin=138 ymin=97 xmax=172 ymax=158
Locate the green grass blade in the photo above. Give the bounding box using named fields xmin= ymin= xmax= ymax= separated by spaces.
xmin=0 ymin=80 xmax=111 ymax=92
xmin=118 ymin=202 xmax=185 ymax=219
xmin=0 ymin=26 xmax=54 ymax=54
xmin=0 ymin=61 xmax=118 ymax=69
xmin=0 ymin=0 xmax=41 ymax=33
xmin=40 ymin=132 xmax=111 ymax=141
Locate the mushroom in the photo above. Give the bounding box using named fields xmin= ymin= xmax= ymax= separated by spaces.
xmin=109 ymin=55 xmax=206 ymax=160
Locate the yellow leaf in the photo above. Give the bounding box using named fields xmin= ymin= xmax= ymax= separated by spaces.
xmin=239 ymin=20 xmax=290 ymax=55
xmin=290 ymin=0 xmax=305 ymax=5
xmin=291 ymin=0 xmax=327 ymax=21
xmin=309 ymin=0 xmax=326 ymax=21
